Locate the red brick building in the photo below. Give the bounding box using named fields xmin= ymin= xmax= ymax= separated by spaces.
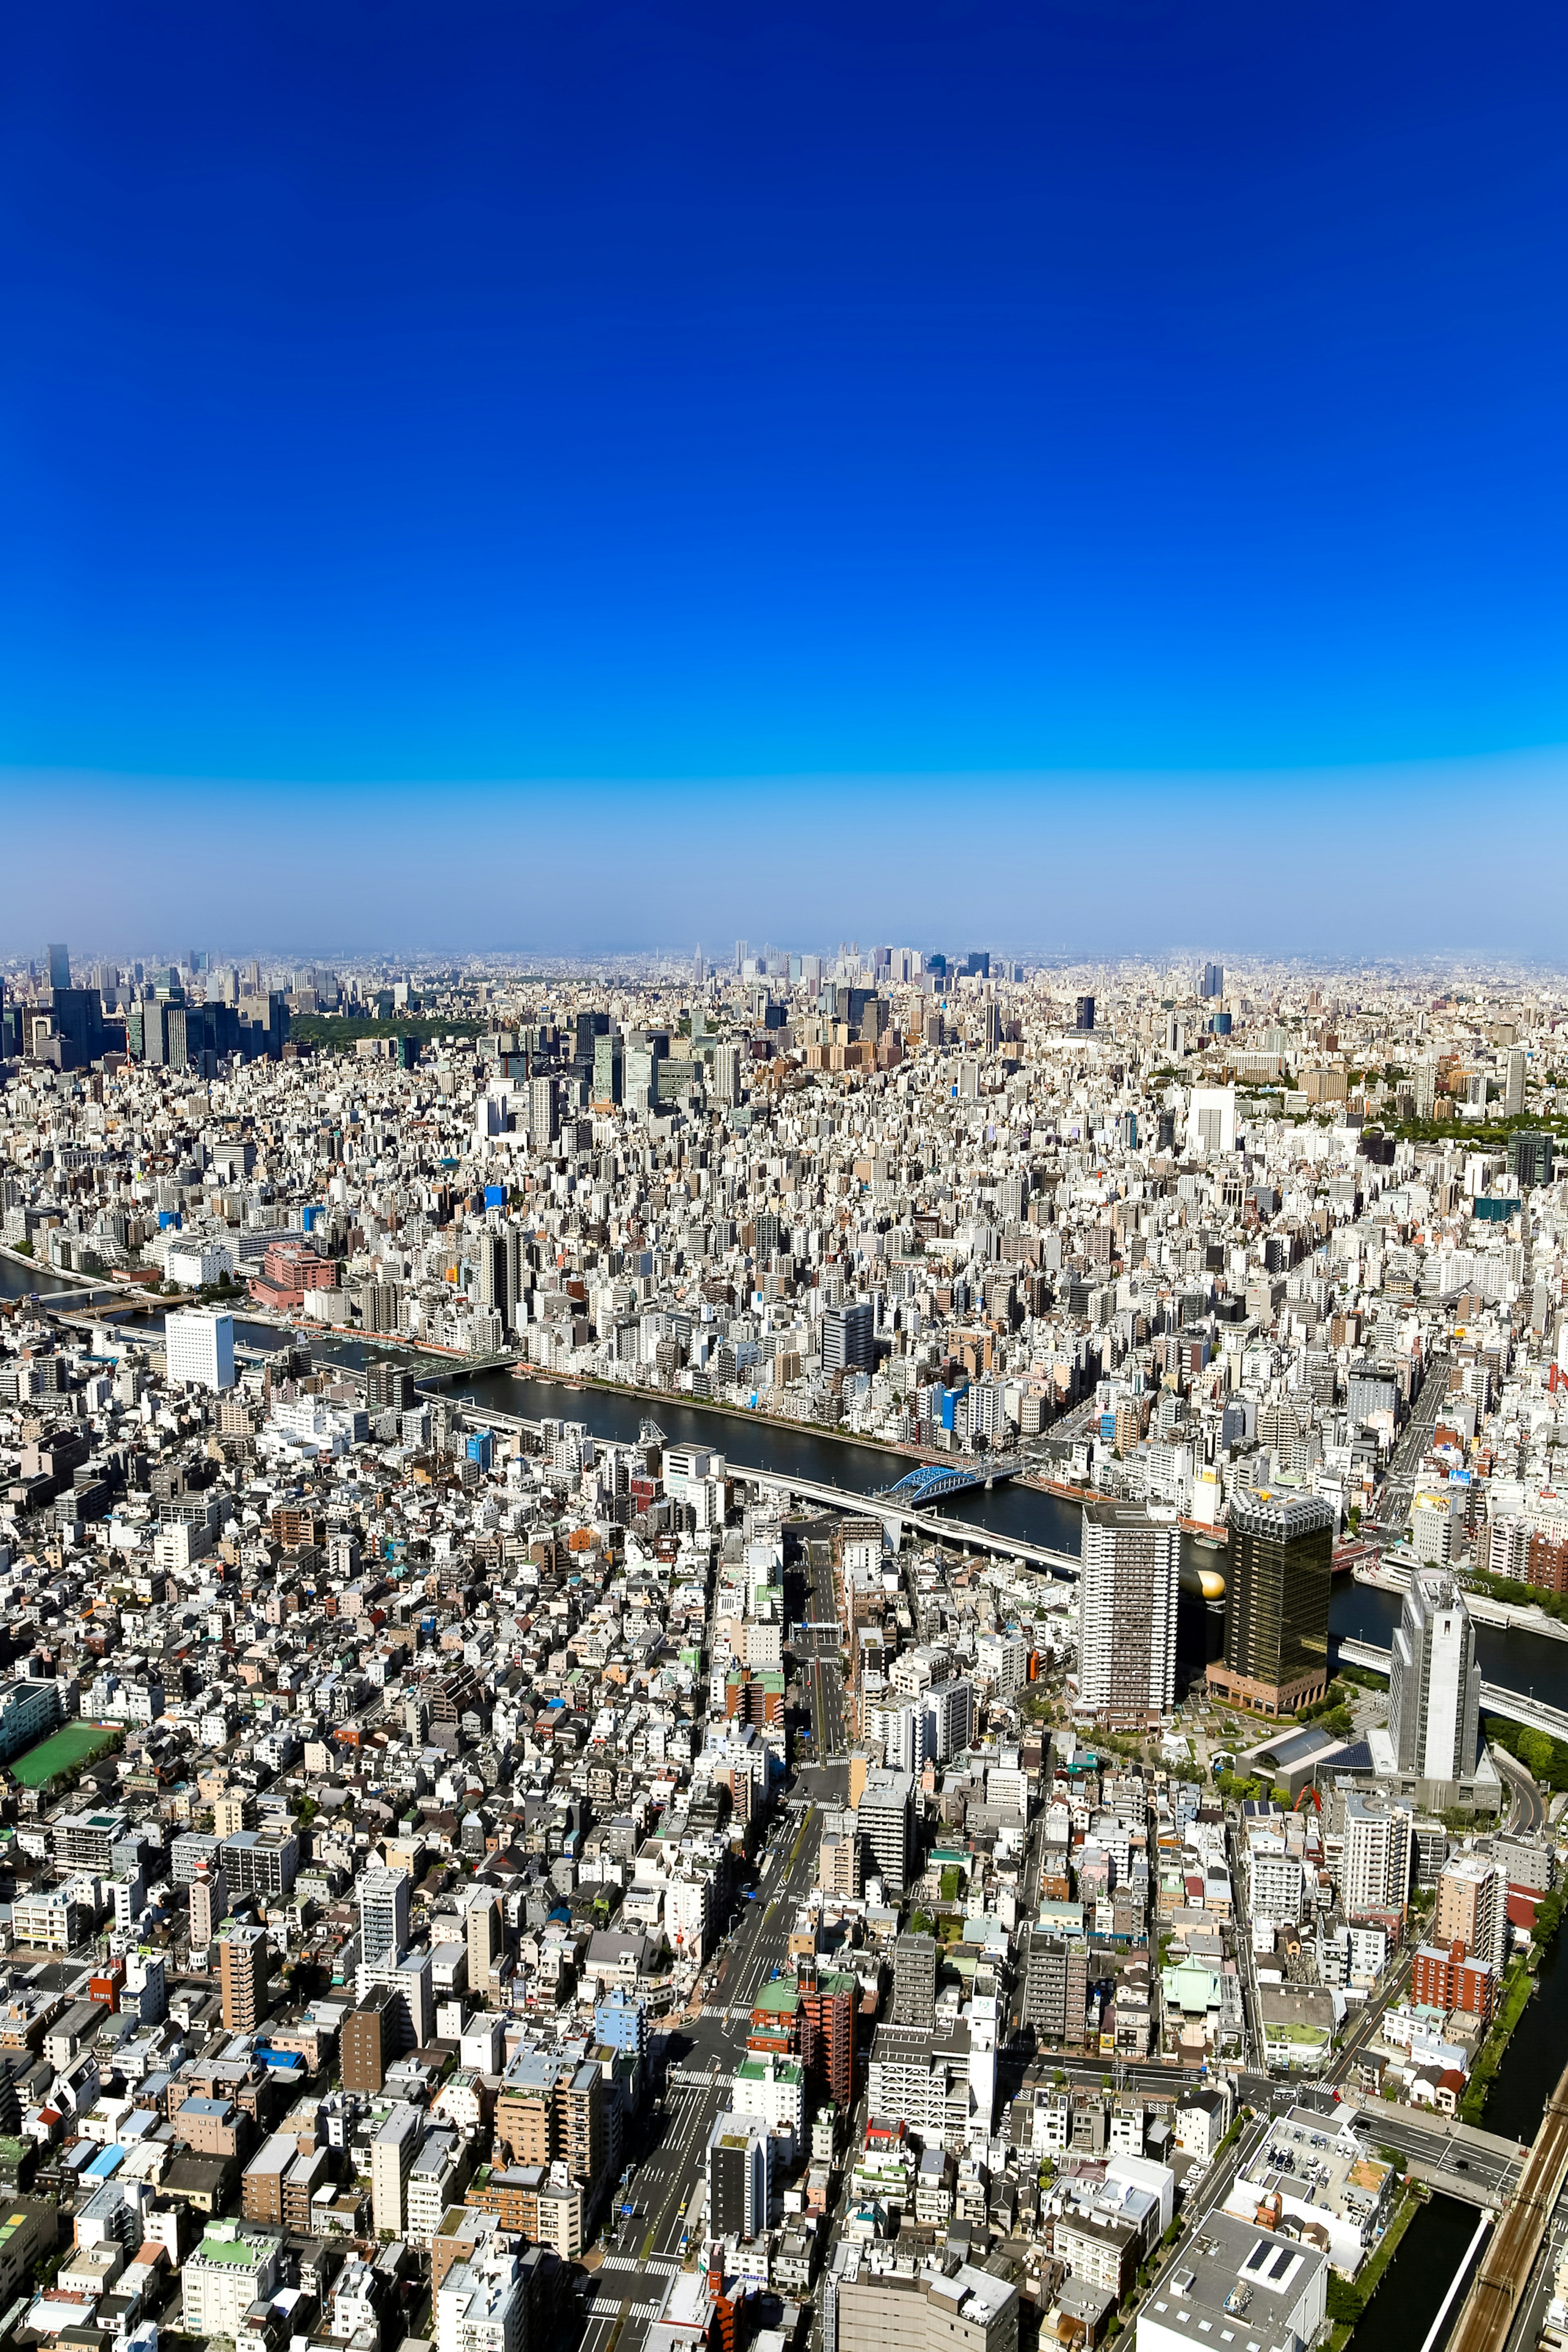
xmin=1411 ymin=1937 xmax=1496 ymax=2027
xmin=249 ymin=1239 xmax=337 ymax=1314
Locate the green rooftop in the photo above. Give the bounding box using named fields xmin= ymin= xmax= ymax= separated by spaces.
xmin=198 ymin=2227 xmax=263 ymax=2268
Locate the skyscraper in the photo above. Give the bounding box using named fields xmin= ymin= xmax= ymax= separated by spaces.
xmin=1074 ymin=994 xmax=1095 ymax=1032
xmin=1075 ymin=1501 xmax=1178 ymax=1725
xmin=46 ymin=943 xmax=70 ymax=989
xmin=1201 ymin=960 xmax=1224 ymax=1000
xmin=1211 ymin=1489 xmax=1334 ymax=1717
xmin=1505 ymin=1045 xmax=1527 ymax=1118
xmin=1390 ymin=1569 xmax=1480 ymax=1784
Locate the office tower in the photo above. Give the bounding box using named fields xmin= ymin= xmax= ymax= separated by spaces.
xmin=592 ymin=1031 xmax=623 ymax=1104
xmin=466 ymin=1891 xmax=505 ymax=1996
xmin=735 ymin=940 xmax=749 ymax=971
xmin=218 ymin=1921 xmax=270 ymax=2031
xmin=821 ymin=1300 xmax=875 ymax=1373
xmin=625 ymin=1038 xmax=661 ymax=1107
xmin=1201 ymin=960 xmax=1224 ymax=1000
xmin=46 ymin=943 xmax=70 ymax=989
xmin=1508 ymin=1130 xmax=1555 ymax=1189
xmin=1211 ymin=1490 xmax=1334 ymax=1717
xmin=165 ymin=1310 xmax=236 ymax=1394
xmin=1185 ymin=1085 xmax=1236 ymax=1157
xmin=982 ymin=999 xmax=1003 ymax=1054
xmin=165 ymin=1004 xmax=188 ymax=1073
xmin=1075 ymin=1501 xmax=1178 ymax=1726
xmin=527 ymin=1076 xmax=559 ymax=1149
xmin=891 ymin=1932 xmax=937 ymax=2026
xmin=1341 ymin=1793 xmax=1412 ymax=1918
xmin=1390 ymin=1569 xmax=1481 ymax=1783
xmin=708 ymin=2112 xmax=769 ymax=2243
xmin=1505 ymin=1046 xmax=1527 ymax=1117
xmin=1074 ymin=994 xmax=1095 ymax=1031
xmin=1414 ymin=1059 xmax=1437 ymax=1119
xmin=49 ymin=987 xmax=105 ymax=1069
xmin=713 ymin=1042 xmax=742 ymax=1106
xmin=474 ymin=1232 xmax=517 ymax=1331
xmin=856 ymin=1767 xmax=915 ymax=1896
xmin=359 ymin=1865 xmax=411 ymax=1968
xmin=189 ymin=1862 xmax=227 ymax=1951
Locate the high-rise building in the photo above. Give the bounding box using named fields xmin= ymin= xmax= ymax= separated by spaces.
xmin=1340 ymin=1793 xmax=1412 ymax=1919
xmin=49 ymin=987 xmax=105 ymax=1069
xmin=1390 ymin=1569 xmax=1481 ymax=1784
xmin=218 ymin=1922 xmax=269 ymax=2032
xmin=821 ymin=1301 xmax=875 ymax=1374
xmin=165 ymin=1310 xmax=236 ymax=1393
xmin=1505 ymin=1045 xmax=1527 ymax=1118
xmin=527 ymin=1076 xmax=559 ymax=1149
xmin=856 ymin=1768 xmax=915 ymax=1896
xmin=189 ymin=1863 xmax=228 ymax=1952
xmin=1508 ymin=1130 xmax=1555 ymax=1189
xmin=367 ymin=1362 xmax=419 ymax=1417
xmin=46 ymin=943 xmax=70 ymax=989
xmin=1210 ymin=1490 xmax=1334 ymax=1717
xmin=707 ymin=2111 xmax=770 ymax=2243
xmin=1075 ymin=1501 xmax=1178 ymax=1726
xmin=1200 ymin=960 xmax=1224 ymax=1000
xmin=1074 ymin=994 xmax=1095 ymax=1032
xmin=1434 ymin=1852 xmax=1507 ymax=1968
xmin=371 ymin=2102 xmax=425 ymax=2236
xmin=467 ymin=1891 xmax=505 ymax=1996
xmin=592 ymin=1031 xmax=623 ymax=1105
xmin=474 ymin=1230 xmax=521 ymax=1332
xmin=891 ymin=1932 xmax=937 ymax=2027
xmin=359 ymin=1865 xmax=411 ymax=1969
xmin=713 ymin=1043 xmax=743 ymax=1106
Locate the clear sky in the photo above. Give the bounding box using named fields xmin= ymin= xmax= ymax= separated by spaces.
xmin=3 ymin=2 xmax=1566 ymax=954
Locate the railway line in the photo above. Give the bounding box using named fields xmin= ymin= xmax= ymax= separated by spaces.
xmin=1445 ymin=2061 xmax=1568 ymax=2352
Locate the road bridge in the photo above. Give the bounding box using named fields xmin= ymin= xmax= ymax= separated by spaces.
xmin=1336 ymin=1638 xmax=1568 ymax=1741
xmin=444 ymin=1397 xmax=1079 ymax=1574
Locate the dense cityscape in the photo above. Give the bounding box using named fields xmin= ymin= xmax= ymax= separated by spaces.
xmin=0 ymin=939 xmax=1565 ymax=2352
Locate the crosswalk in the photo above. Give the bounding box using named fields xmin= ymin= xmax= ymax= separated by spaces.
xmin=668 ymin=2062 xmax=727 ymax=2085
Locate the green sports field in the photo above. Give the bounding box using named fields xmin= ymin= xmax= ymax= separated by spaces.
xmin=9 ymin=1721 xmax=120 ymax=1787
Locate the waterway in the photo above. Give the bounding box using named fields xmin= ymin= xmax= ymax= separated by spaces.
xmin=0 ymin=1253 xmax=83 ymax=1302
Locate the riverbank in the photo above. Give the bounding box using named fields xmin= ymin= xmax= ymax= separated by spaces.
xmin=1460 ymin=1957 xmax=1540 ymax=2124
xmin=441 ymin=1362 xmax=938 ymax=1467
xmin=1332 ymin=2183 xmax=1426 ymax=2351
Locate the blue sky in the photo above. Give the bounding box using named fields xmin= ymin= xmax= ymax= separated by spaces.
xmin=2 ymin=2 xmax=1566 ymax=952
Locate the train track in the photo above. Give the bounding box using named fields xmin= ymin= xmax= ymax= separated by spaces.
xmin=1446 ymin=2066 xmax=1568 ymax=2352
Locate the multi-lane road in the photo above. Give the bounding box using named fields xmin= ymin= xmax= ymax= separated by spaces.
xmin=577 ymin=1788 xmax=831 ymax=2352
xmin=1374 ymin=1348 xmax=1450 ymax=1530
